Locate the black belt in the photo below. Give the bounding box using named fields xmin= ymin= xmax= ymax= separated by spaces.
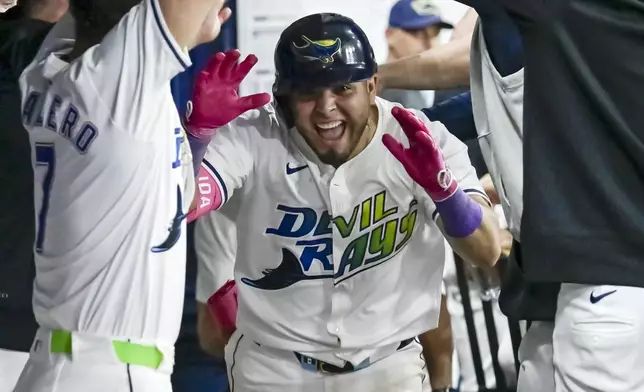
xmin=293 ymin=338 xmax=414 ymax=375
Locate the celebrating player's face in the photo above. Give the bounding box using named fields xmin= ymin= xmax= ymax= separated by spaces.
xmin=291 ymin=78 xmax=378 ymax=167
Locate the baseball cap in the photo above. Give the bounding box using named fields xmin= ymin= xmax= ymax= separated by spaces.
xmin=388 ymin=0 xmax=453 ymax=30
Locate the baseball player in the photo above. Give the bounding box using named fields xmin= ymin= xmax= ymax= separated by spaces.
xmin=382 ymin=0 xmax=644 ymax=391
xmin=385 ymin=9 xmax=555 ymax=390
xmin=13 ymin=0 xmax=269 ymax=390
xmin=195 ymin=198 xmax=458 ymax=390
xmin=184 ymin=13 xmax=501 ymax=391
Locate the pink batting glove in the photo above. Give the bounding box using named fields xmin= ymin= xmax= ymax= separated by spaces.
xmin=185 ymin=50 xmax=272 ymax=140
xmin=382 ymin=107 xmax=458 ymax=202
xmin=206 ymin=279 xmax=238 ymax=341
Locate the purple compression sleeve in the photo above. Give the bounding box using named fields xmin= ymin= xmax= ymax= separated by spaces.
xmin=188 ymin=133 xmax=209 ymax=177
xmin=434 ymin=189 xmax=483 ymax=238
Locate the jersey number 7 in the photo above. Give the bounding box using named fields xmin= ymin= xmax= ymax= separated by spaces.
xmin=35 ymin=143 xmax=55 ymax=254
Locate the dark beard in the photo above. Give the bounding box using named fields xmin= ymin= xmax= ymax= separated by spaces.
xmin=317 ymin=118 xmax=370 ymax=168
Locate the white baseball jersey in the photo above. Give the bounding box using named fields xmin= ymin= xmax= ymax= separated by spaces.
xmin=202 ymin=96 xmax=486 ymax=365
xmin=470 ymin=21 xmax=524 ymax=240
xmin=19 ymin=1 xmax=194 ymax=345
xmin=195 ymin=196 xmax=240 ymax=304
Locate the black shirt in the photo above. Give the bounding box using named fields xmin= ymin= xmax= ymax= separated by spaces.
xmin=517 ymin=0 xmax=644 ymax=286
xmin=461 ymin=0 xmax=644 ymax=286
xmin=0 ymin=15 xmax=52 ymax=351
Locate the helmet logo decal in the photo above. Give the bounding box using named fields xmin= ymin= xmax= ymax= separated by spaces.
xmin=411 ymin=0 xmax=439 ymax=15
xmin=292 ymin=36 xmax=342 ymax=64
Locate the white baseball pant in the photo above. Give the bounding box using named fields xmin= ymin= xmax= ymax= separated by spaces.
xmin=12 ymin=328 xmax=174 ymax=392
xmin=517 ymin=284 xmax=644 ymax=392
xmin=225 ymin=329 xmax=431 ymax=392
xmin=0 ymin=349 xmax=28 ymax=392
xmin=516 ymin=321 xmax=555 ymax=392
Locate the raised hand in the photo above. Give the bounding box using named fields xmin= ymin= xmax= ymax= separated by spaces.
xmin=185 ymin=50 xmax=272 ymax=140
xmin=382 ymin=107 xmax=458 ymax=202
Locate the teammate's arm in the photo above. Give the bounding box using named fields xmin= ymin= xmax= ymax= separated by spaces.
xmin=378 ymin=9 xmax=477 ymax=91
xmin=159 ymin=0 xmax=229 ymax=50
xmin=418 ymin=295 xmax=453 ymax=390
xmin=379 ymin=0 xmax=526 ymax=92
xmin=194 ymin=202 xmax=239 ymax=353
xmin=186 ymin=99 xmax=274 ymax=221
xmin=183 ymin=50 xmax=270 ymax=179
xmin=383 ymin=107 xmax=500 ymax=268
xmin=76 ymin=0 xmax=233 ymax=140
xmin=197 ymin=302 xmax=226 ymax=356
xmin=182 ymin=50 xmax=269 ymax=222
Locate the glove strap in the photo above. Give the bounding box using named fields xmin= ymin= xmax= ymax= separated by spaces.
xmin=184 ymin=100 xmax=217 ymax=141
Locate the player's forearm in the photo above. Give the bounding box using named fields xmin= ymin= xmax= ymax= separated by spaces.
xmin=378 ymin=31 xmax=471 ymax=91
xmin=159 ymin=0 xmax=227 ymax=50
xmin=439 ymin=196 xmax=501 ymax=268
xmin=418 ymin=296 xmax=453 ymax=389
xmin=197 ymin=302 xmax=227 ymax=357
xmin=425 ymin=344 xmax=452 ymax=389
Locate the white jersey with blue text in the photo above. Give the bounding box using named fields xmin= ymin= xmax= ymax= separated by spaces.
xmin=203 ymin=97 xmax=486 ymax=365
xmin=19 ymin=0 xmax=194 ymax=345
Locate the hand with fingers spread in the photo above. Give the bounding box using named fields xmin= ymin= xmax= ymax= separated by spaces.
xmin=383 ymin=106 xmax=483 ymax=238
xmin=382 ymin=106 xmax=458 ymax=202
xmin=185 ymin=50 xmax=272 ymax=141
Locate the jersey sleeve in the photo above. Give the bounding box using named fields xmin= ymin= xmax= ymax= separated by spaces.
xmin=76 ymin=0 xmax=191 ymax=139
xmin=195 ymin=117 xmax=257 ymax=212
xmin=413 ymin=110 xmax=490 ymax=219
xmin=195 ymin=196 xmax=240 ymax=303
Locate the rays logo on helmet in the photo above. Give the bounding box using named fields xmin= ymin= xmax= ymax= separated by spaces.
xmin=292 ymin=36 xmax=341 ymax=64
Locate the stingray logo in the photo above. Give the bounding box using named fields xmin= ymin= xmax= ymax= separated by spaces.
xmin=244 ymin=191 xmax=419 ymax=290
xmin=151 ymin=185 xmax=186 ymax=253
xmin=411 ymin=0 xmax=439 ymax=15
xmin=292 ymin=36 xmax=341 ymax=64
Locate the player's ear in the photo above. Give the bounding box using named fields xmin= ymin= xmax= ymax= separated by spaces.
xmin=367 ymin=76 xmax=378 ymax=103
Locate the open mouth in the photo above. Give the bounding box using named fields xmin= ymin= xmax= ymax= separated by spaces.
xmin=315 ymin=120 xmax=345 ymax=141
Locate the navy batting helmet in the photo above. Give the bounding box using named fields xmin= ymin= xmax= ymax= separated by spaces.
xmin=272 ymin=13 xmax=378 ymax=97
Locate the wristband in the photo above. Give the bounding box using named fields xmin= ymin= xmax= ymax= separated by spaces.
xmin=434 ymin=189 xmax=483 ymax=238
